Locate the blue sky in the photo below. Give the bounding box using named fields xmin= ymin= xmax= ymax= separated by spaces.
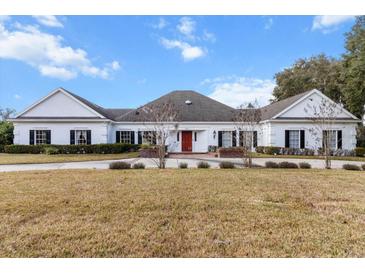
xmin=0 ymin=15 xmax=356 ymax=112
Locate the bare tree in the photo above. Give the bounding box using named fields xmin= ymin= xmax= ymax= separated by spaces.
xmin=141 ymin=101 xmax=179 ymax=169
xmin=304 ymin=97 xmax=343 ymax=169
xmin=234 ymin=101 xmax=261 ymax=168
xmin=0 ymin=107 xmax=16 ymax=121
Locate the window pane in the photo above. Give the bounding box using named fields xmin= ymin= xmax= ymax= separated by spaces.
xmin=239 ymin=131 xmax=253 ymax=147
xmin=76 ymin=130 xmax=87 ymax=145
xmin=35 ymin=130 xmax=47 ymax=145
xmin=120 ymin=131 xmax=132 ymax=144
xmin=222 ymin=131 xmax=232 ymax=148
xmin=289 ymin=130 xmax=299 ymax=148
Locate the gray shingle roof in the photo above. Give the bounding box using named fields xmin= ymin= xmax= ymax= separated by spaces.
xmin=62 ymin=89 xmax=133 ymax=120
xmin=115 ymin=90 xmax=237 ymax=122
xmin=61 ymin=88 xmax=344 ymax=122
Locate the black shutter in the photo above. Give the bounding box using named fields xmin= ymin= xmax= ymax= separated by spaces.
xmin=116 ymin=131 xmax=120 ymax=143
xmin=177 ymin=132 xmax=179 ymax=142
xmin=138 ymin=131 xmax=142 ymax=144
xmin=218 ymin=131 xmax=223 ymax=147
xmin=253 ymin=131 xmax=258 ymax=148
xmin=337 ymin=130 xmax=342 ymax=149
xmin=46 ymin=130 xmax=51 ymax=144
xmin=300 ymin=130 xmax=305 ymax=149
xmin=232 ymin=131 xmax=236 ymax=147
xmin=86 ymin=130 xmax=91 ymax=145
xmin=131 ymin=131 xmax=135 ymax=144
xmin=29 ymin=130 xmax=34 ymax=145
xmin=285 ymin=130 xmax=290 ymax=148
xmin=70 ymin=130 xmax=75 ymax=145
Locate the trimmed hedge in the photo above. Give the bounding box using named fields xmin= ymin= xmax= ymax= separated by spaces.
xmin=255 ymin=146 xmax=281 ymax=155
xmin=219 ymin=161 xmax=235 ymax=169
xmin=278 ymin=161 xmax=298 ymax=169
xmin=218 ymin=147 xmax=245 ymax=158
xmin=343 ymin=164 xmax=361 ymax=171
xmin=355 ymin=147 xmax=365 ymax=157
xmin=3 ymin=144 xmax=140 ymax=154
xmin=109 ymin=161 xmax=131 ymax=169
xmin=179 ymin=162 xmax=188 ymax=169
xmin=197 ymin=161 xmax=210 ymax=168
xmin=133 ymin=163 xmax=145 ymax=169
xmin=362 ymin=164 xmax=365 ymax=171
xmin=299 ymin=162 xmax=311 ymax=169
xmin=265 ymin=161 xmax=279 ymax=168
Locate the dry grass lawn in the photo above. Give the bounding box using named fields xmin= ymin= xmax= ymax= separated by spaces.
xmin=0 ymin=169 xmax=364 ymax=257
xmin=0 ymin=152 xmax=138 ymax=165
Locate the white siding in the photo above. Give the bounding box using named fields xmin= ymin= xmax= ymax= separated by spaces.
xmin=21 ymin=91 xmax=100 ymax=118
xmin=13 ymin=122 xmax=109 ymax=145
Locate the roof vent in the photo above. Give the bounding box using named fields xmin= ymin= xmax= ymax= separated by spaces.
xmin=185 ymin=100 xmax=192 ymax=105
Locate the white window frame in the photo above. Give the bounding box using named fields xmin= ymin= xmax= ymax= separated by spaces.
xmin=222 ymin=131 xmax=232 ymax=148
xmin=119 ymin=131 xmax=133 ymax=144
xmin=75 ymin=130 xmax=87 ymax=145
xmin=324 ymin=130 xmax=338 ymax=150
xmin=35 ymin=130 xmax=47 ymax=145
xmin=288 ymin=130 xmax=300 ymax=149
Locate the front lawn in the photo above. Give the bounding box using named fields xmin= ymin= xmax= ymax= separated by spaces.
xmin=0 ymin=152 xmax=139 ymax=165
xmin=0 ymin=169 xmax=364 ymax=257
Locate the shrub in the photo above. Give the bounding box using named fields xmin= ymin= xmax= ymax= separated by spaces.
xmin=218 ymin=147 xmax=245 ymax=158
xmin=255 ymin=146 xmax=282 ymax=155
xmin=44 ymin=146 xmax=59 ymax=155
xmin=179 ymin=162 xmax=188 ymax=169
xmin=3 ymin=144 xmax=139 ymax=154
xmin=265 ymin=161 xmax=279 ymax=168
xmin=355 ymin=147 xmax=365 ymax=157
xmin=255 ymin=146 xmax=265 ymax=154
xmin=0 ymin=144 xmax=4 ymax=153
xmin=278 ymin=161 xmax=298 ymax=169
xmin=362 ymin=164 xmax=365 ymax=171
xmin=219 ymin=161 xmax=235 ymax=169
xmin=109 ymin=161 xmax=131 ymax=169
xmin=133 ymin=163 xmax=145 ymax=169
xmin=299 ymin=162 xmax=311 ymax=169
xmin=342 ymin=164 xmax=361 ymax=171
xmin=197 ymin=161 xmax=210 ymax=168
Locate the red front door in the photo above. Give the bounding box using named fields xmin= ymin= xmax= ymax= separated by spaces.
xmin=181 ymin=131 xmax=193 ymax=152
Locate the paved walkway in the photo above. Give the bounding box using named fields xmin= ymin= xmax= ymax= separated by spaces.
xmin=0 ymin=157 xmax=364 ymax=172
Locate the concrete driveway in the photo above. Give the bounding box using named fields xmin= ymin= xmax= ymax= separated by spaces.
xmin=0 ymin=157 xmax=364 ymax=172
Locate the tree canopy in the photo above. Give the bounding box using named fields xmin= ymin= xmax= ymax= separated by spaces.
xmin=273 ymin=16 xmax=365 ymax=119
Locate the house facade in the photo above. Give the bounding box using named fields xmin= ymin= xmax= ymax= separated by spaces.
xmin=9 ymin=88 xmax=360 ymax=153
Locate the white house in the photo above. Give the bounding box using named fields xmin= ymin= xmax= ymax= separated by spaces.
xmin=9 ymin=87 xmax=360 ymax=153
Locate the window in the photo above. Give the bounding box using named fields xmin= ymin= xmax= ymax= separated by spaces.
xmin=76 ymin=130 xmax=87 ymax=145
xmin=222 ymin=131 xmax=232 ymax=148
xmin=35 ymin=130 xmax=47 ymax=145
xmin=119 ymin=131 xmax=132 ymax=144
xmin=323 ymin=130 xmax=337 ymax=150
xmin=239 ymin=131 xmax=253 ymax=147
xmin=289 ymin=130 xmax=300 ymax=148
xmin=142 ymin=131 xmax=156 ymax=145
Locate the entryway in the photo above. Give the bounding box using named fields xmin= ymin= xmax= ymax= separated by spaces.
xmin=181 ymin=131 xmax=193 ymax=152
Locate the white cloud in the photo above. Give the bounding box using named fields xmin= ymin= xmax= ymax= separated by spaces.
xmin=160 ymin=38 xmax=205 ymax=61
xmin=264 ymin=17 xmax=274 ymax=30
xmin=204 ymin=76 xmax=276 ymax=107
xmin=312 ymin=15 xmax=355 ymax=33
xmin=202 ymin=30 xmax=216 ymax=42
xmin=32 ymin=16 xmax=63 ymax=28
xmin=177 ymin=17 xmax=196 ymax=39
xmin=152 ymin=18 xmax=168 ymax=30
xmin=0 ymin=19 xmax=120 ymax=80
xmin=14 ymin=94 xmax=22 ymax=100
